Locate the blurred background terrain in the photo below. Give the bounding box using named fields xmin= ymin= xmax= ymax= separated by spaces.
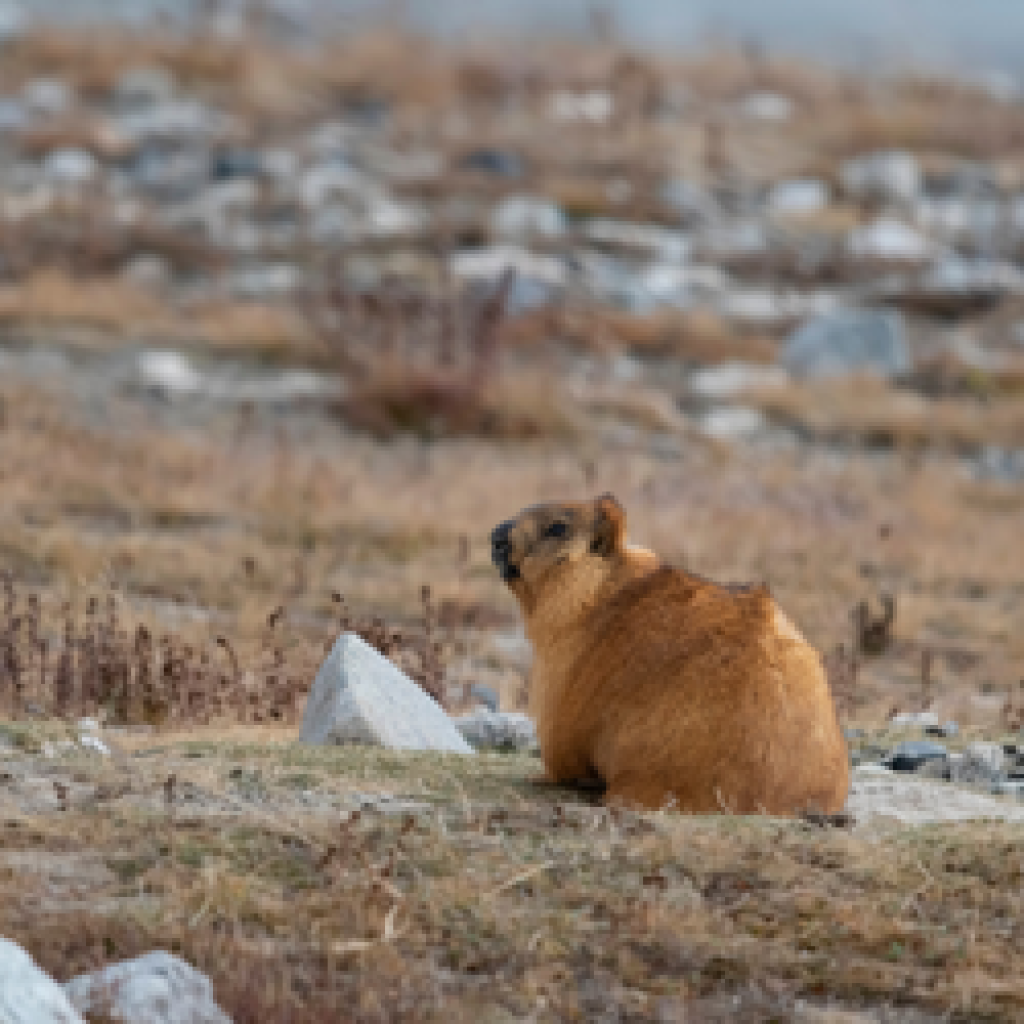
xmin=0 ymin=2 xmax=1022 ymax=1019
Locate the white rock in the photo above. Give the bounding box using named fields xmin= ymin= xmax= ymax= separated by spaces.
xmin=363 ymin=195 xmax=425 ymax=237
xmin=768 ymin=179 xmax=829 ymax=215
xmin=22 ymin=78 xmax=75 ymax=117
xmin=117 ymin=100 xmax=223 ymax=144
xmin=697 ymin=406 xmax=766 ymax=441
xmin=450 ymin=246 xmax=565 ymax=288
xmin=963 ymin=741 xmax=1006 ymax=778
xmin=738 ymin=92 xmax=793 ymax=121
xmin=43 ymin=148 xmax=97 ymax=185
xmin=548 ymin=89 xmax=614 ymax=123
xmin=841 ymin=150 xmax=921 ymax=204
xmin=690 ymin=362 xmax=788 ymax=399
xmin=923 ymin=257 xmax=1022 ymax=296
xmin=0 ymin=937 xmax=84 ymax=1024
xmin=848 ymin=764 xmax=1024 ymax=826
xmin=848 ymin=218 xmax=933 ymax=260
xmin=300 ymin=633 xmax=473 ymax=753
xmin=889 ymin=711 xmax=940 ymax=729
xmin=702 ymin=221 xmax=769 ymax=257
xmin=299 ymin=163 xmax=378 ymax=208
xmin=914 ymin=196 xmax=1003 ymax=236
xmin=492 ymin=195 xmax=565 ymax=238
xmin=229 ymin=262 xmax=300 ymax=298
xmin=718 ymin=287 xmax=838 ymax=326
xmin=79 ymin=735 xmax=110 ymax=756
xmin=64 ymin=951 xmax=230 ymax=1024
xmin=136 ymin=350 xmax=203 ymax=394
xmin=260 ymin=147 xmax=299 ymax=180
xmin=455 ymin=710 xmax=538 ymax=752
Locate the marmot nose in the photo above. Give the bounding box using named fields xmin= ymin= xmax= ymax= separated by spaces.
xmin=491 ymin=520 xmax=515 ymax=550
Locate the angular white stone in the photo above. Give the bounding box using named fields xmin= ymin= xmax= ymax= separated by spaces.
xmin=64 ymin=951 xmax=229 ymax=1024
xmin=0 ymin=937 xmax=84 ymax=1024
xmin=963 ymin=741 xmax=1006 ymax=778
xmin=300 ymin=633 xmax=473 ymax=753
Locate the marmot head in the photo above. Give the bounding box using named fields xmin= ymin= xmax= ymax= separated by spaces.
xmin=490 ymin=494 xmax=625 ymax=600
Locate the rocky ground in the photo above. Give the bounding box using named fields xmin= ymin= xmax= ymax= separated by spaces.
xmin=0 ymin=4 xmax=1022 ymax=1021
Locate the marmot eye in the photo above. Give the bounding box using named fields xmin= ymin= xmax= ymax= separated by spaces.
xmin=544 ymin=522 xmax=568 ymax=539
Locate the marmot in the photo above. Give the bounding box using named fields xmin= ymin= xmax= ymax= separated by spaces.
xmin=491 ymin=494 xmax=849 ymax=815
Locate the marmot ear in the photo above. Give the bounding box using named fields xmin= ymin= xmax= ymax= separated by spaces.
xmin=591 ymin=493 xmax=625 ymax=556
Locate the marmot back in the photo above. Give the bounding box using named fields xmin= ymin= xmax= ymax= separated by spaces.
xmin=491 ymin=495 xmax=850 ymax=815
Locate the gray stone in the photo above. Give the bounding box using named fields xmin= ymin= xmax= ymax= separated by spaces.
xmin=43 ymin=148 xmax=97 ymax=185
xmin=458 ymin=148 xmax=525 ymax=177
xmin=549 ymin=89 xmax=614 ymax=123
xmin=850 ymin=764 xmax=1024 ymax=825
xmin=841 ymin=150 xmax=921 ymax=204
xmin=696 ymin=406 xmax=767 ymax=442
xmin=991 ymin=780 xmax=1024 ymax=800
xmin=738 ymin=92 xmax=793 ymax=121
xmin=847 ymin=218 xmax=933 ymax=260
xmin=660 ymin=178 xmax=718 ymax=223
xmin=492 ymin=195 xmax=564 ymax=238
xmin=117 ymin=100 xmax=222 ymax=145
xmin=884 ymin=740 xmax=948 ymax=773
xmin=124 ymin=254 xmax=172 ymax=288
xmin=22 ymin=78 xmax=75 ymax=117
xmin=767 ymin=179 xmax=829 ymax=215
xmin=0 ymin=97 xmax=28 ymax=131
xmin=0 ymin=937 xmax=85 ymax=1024
xmin=300 ymin=633 xmax=473 ymax=753
xmin=114 ymin=68 xmax=176 ymax=110
xmin=958 ymin=741 xmax=1006 ymax=781
xmin=781 ymin=309 xmax=911 ymax=379
xmin=455 ymin=710 xmax=538 ymax=752
xmin=916 ymin=756 xmax=952 ymax=781
xmin=64 ymin=951 xmax=229 ymax=1024
xmin=229 ymin=262 xmax=300 ymax=299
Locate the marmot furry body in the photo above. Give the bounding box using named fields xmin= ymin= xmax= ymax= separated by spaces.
xmin=491 ymin=494 xmax=849 ymax=815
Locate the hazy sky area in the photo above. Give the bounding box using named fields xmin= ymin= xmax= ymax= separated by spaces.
xmin=12 ymin=0 xmax=1024 ymax=75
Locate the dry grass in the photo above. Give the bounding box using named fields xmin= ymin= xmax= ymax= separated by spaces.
xmin=747 ymin=376 xmax=1024 ymax=452
xmin=0 ymin=734 xmax=1021 ymax=1021
xmin=1 ymin=21 xmax=1023 ymax=1020
xmin=0 ymin=272 xmax=318 ymax=359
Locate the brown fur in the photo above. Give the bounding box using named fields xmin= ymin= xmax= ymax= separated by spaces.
xmin=491 ymin=495 xmax=850 ymax=815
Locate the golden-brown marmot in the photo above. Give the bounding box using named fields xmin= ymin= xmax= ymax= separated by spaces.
xmin=491 ymin=494 xmax=849 ymax=815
